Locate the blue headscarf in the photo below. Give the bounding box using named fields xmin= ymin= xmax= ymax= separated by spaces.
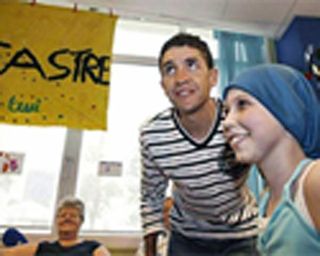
xmin=222 ymin=63 xmax=320 ymax=158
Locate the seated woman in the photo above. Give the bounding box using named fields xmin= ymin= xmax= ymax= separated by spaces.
xmin=222 ymin=63 xmax=320 ymax=255
xmin=0 ymin=197 xmax=111 ymax=256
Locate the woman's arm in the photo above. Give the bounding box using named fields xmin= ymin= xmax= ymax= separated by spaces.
xmin=304 ymin=160 xmax=320 ymax=231
xmin=93 ymin=245 xmax=111 ymax=256
xmin=0 ymin=243 xmax=37 ymax=256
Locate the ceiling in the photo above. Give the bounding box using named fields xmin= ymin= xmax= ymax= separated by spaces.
xmin=40 ymin=0 xmax=320 ymax=38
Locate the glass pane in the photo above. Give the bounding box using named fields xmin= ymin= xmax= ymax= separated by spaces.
xmin=113 ymin=19 xmax=179 ymax=57
xmin=77 ymin=64 xmax=170 ymax=232
xmin=0 ymin=125 xmax=66 ymax=228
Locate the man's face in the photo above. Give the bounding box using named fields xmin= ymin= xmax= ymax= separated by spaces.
xmin=160 ymin=46 xmax=217 ymax=116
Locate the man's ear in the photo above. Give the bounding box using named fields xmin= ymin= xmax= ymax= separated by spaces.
xmin=160 ymin=79 xmax=168 ymax=95
xmin=160 ymin=79 xmax=164 ymax=89
xmin=209 ymin=68 xmax=218 ymax=87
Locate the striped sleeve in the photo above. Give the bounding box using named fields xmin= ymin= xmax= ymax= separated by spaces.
xmin=140 ymin=116 xmax=169 ymax=236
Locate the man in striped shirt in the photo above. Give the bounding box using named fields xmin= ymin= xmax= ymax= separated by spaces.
xmin=140 ymin=33 xmax=259 ymax=256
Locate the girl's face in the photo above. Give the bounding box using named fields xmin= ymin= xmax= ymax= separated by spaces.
xmin=223 ymin=89 xmax=286 ymax=164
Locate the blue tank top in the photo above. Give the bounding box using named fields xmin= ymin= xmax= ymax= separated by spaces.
xmin=258 ymin=158 xmax=320 ymax=255
xmin=35 ymin=240 xmax=101 ymax=256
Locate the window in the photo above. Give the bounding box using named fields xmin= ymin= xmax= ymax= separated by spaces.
xmin=76 ymin=22 xmax=219 ymax=232
xmin=113 ymin=19 xmax=179 ymax=57
xmin=77 ymin=63 xmax=170 ymax=231
xmin=0 ymin=125 xmax=66 ymax=229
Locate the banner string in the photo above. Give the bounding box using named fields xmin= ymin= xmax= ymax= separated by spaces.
xmin=73 ymin=3 xmax=78 ymax=12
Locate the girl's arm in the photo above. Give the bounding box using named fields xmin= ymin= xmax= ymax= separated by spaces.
xmin=304 ymin=160 xmax=320 ymax=231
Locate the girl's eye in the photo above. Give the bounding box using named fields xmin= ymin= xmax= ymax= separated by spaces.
xmin=236 ymin=99 xmax=250 ymax=110
xmin=223 ymin=105 xmax=230 ymax=116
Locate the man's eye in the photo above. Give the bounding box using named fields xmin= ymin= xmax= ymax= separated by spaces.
xmin=163 ymin=65 xmax=175 ymax=76
xmin=186 ymin=59 xmax=198 ymax=70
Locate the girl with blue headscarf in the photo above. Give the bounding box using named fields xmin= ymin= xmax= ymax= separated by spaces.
xmin=222 ymin=63 xmax=320 ymax=256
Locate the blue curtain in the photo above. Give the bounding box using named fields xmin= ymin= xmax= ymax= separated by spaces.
xmin=214 ymin=30 xmax=266 ymax=202
xmin=214 ymin=30 xmax=267 ymax=94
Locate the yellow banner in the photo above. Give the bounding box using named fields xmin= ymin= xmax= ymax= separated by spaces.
xmin=0 ymin=3 xmax=117 ymax=130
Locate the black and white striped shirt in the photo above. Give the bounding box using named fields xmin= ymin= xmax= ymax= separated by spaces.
xmin=140 ymin=99 xmax=259 ymax=239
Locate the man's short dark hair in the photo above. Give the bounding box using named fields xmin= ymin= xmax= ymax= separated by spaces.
xmin=158 ymin=33 xmax=214 ymax=70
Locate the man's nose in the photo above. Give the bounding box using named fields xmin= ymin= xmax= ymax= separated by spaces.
xmin=175 ymin=67 xmax=189 ymax=84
